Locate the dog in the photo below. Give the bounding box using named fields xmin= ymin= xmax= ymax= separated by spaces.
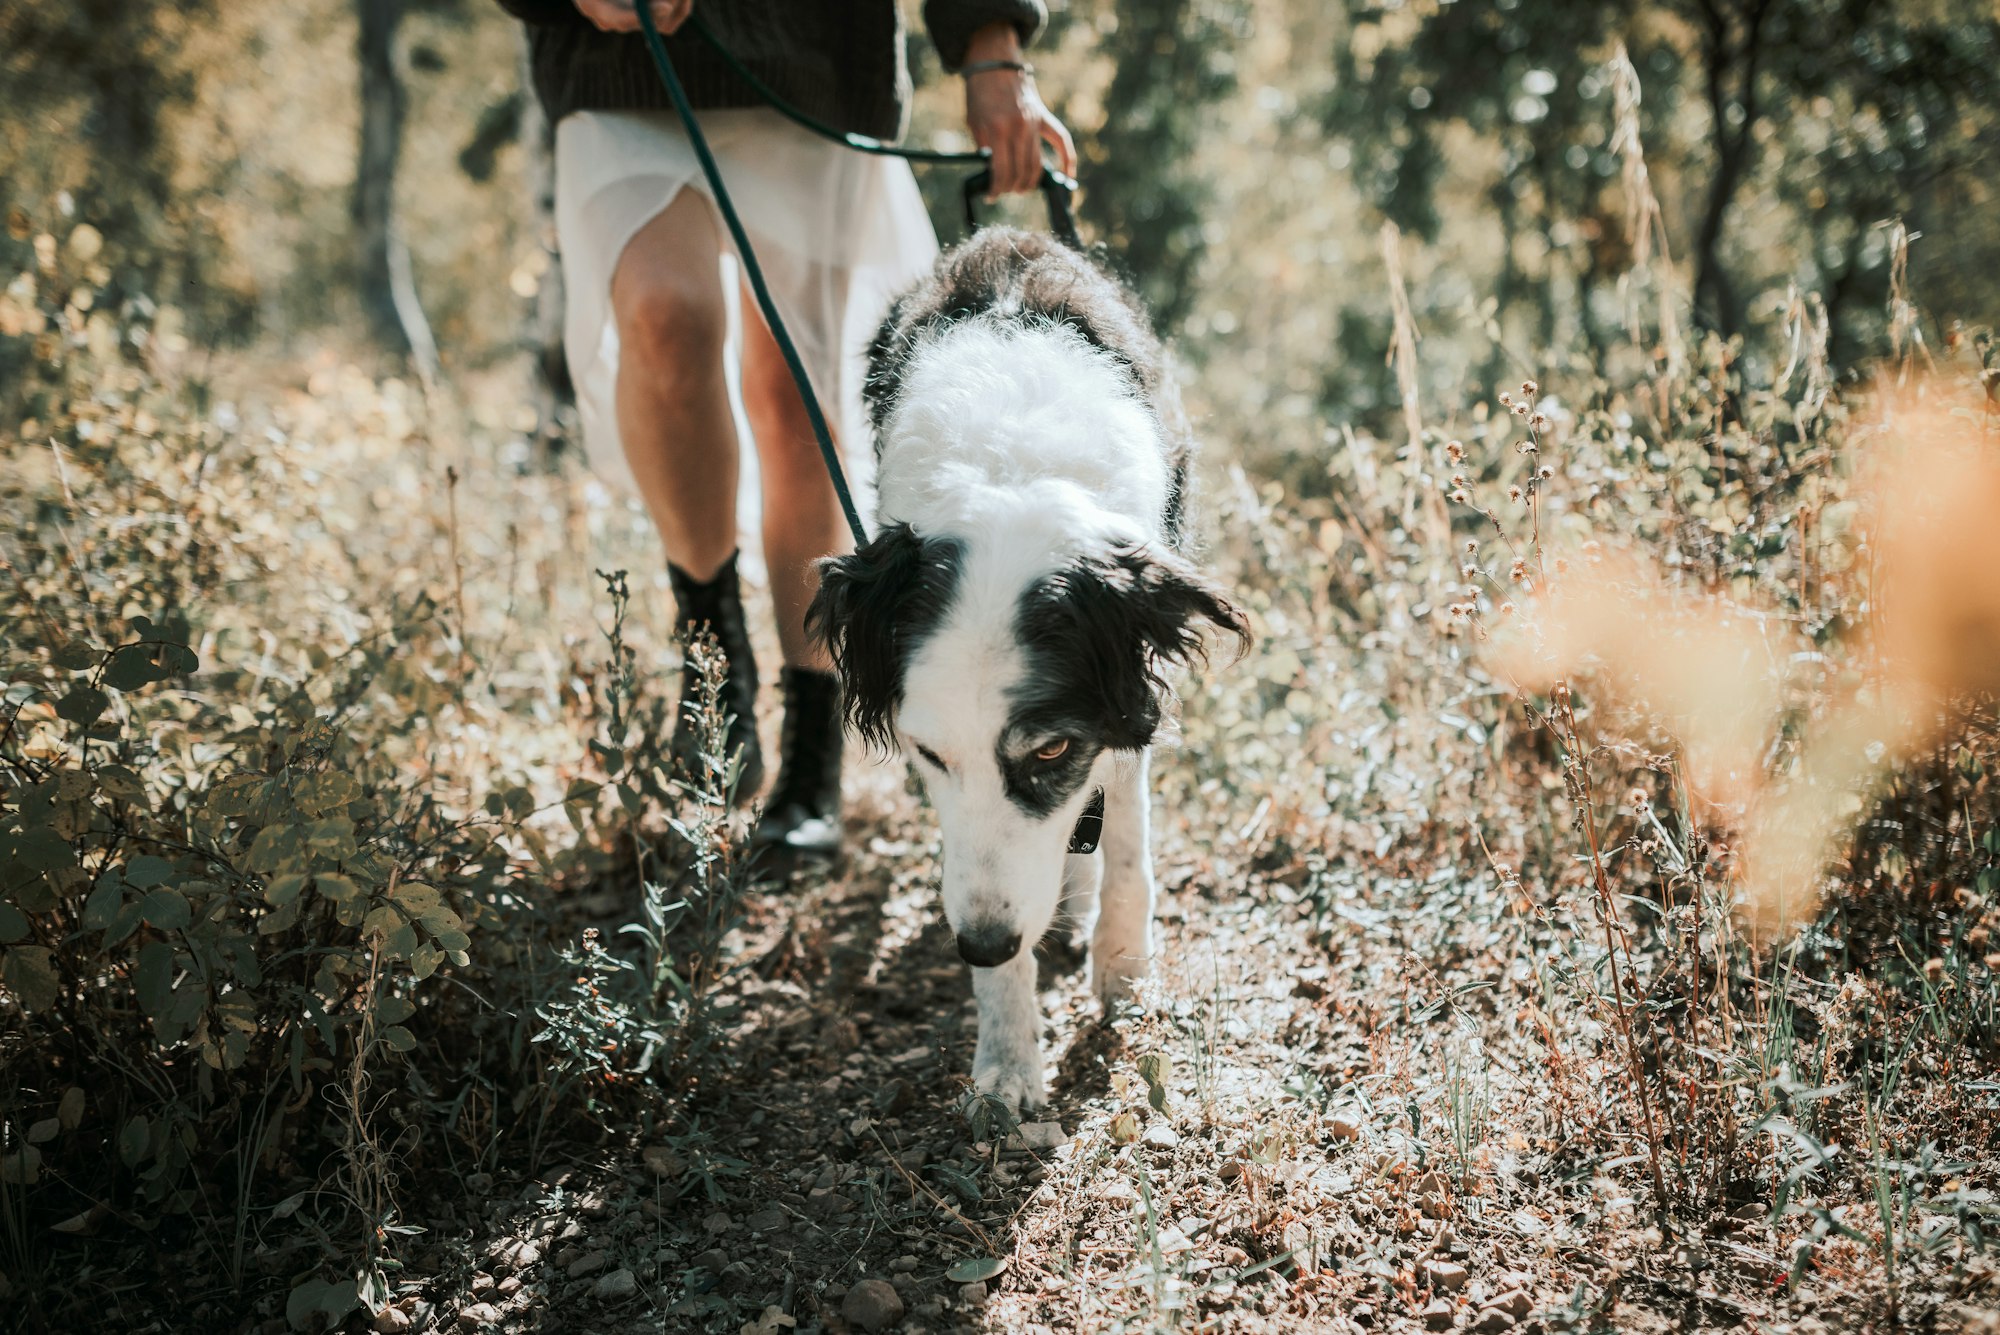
xmin=806 ymin=228 xmax=1248 ymax=1112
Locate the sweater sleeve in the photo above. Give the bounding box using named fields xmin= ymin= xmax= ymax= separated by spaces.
xmin=921 ymin=0 xmax=1046 ymax=72
xmin=493 ymin=0 xmax=578 ymax=25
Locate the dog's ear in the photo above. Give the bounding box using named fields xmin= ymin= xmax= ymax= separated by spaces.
xmin=807 ymin=523 xmax=964 ymax=752
xmin=1022 ymin=544 xmax=1251 ymax=750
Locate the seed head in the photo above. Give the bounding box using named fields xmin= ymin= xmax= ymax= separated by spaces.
xmin=1513 ymin=402 xmax=1531 ymax=418
xmin=1446 ymin=439 xmax=1465 ymax=463
xmin=1508 ymin=484 xmax=1523 ymax=502
xmin=1499 ymin=391 xmax=1514 ymax=407
xmin=1522 ymin=379 xmax=1538 ymax=395
xmin=1625 ymin=786 xmax=1649 ymax=811
xmin=1499 ymin=600 xmax=1516 ymax=615
xmin=1530 ymin=413 xmax=1548 ymax=430
xmin=1450 ymin=488 xmax=1470 ymax=504
xmin=1537 ymin=465 xmax=1553 ymax=480
xmin=1923 ymin=957 xmax=1947 ymax=983
xmin=1510 ymin=557 xmax=1528 ymax=581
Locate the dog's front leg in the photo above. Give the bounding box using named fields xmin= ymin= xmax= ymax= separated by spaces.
xmin=1091 ymin=748 xmax=1155 ymax=1007
xmin=971 ymin=950 xmax=1045 ymax=1112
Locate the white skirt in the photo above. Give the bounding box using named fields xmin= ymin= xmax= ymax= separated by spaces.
xmin=554 ymin=106 xmax=939 ymax=515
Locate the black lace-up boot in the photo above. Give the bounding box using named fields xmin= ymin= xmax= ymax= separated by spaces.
xmin=667 ymin=552 xmax=763 ymax=803
xmin=750 ymin=666 xmax=845 ymax=874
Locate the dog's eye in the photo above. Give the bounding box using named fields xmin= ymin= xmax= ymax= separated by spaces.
xmin=1033 ymin=738 xmax=1070 ymax=762
xmin=912 ymin=743 xmax=947 ymax=771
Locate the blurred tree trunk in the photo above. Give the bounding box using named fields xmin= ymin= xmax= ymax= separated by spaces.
xmin=1075 ymin=0 xmax=1243 ymax=332
xmin=520 ymin=31 xmax=573 ymax=463
xmin=1690 ymin=0 xmax=1774 ymax=339
xmin=354 ymin=0 xmax=439 ymax=380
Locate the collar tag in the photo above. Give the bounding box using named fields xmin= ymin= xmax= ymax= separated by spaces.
xmin=1067 ymin=788 xmax=1105 ymax=854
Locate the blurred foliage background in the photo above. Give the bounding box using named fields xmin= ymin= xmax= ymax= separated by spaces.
xmin=7 ymin=0 xmax=1997 ymax=431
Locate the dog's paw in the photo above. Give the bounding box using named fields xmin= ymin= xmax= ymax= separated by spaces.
xmin=970 ymin=1052 xmax=1046 ymax=1114
xmin=1091 ymin=947 xmax=1150 ymax=1010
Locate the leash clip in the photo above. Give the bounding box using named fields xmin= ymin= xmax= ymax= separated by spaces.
xmin=963 ymin=165 xmax=1083 ymax=249
xmin=1067 ymin=787 xmax=1105 ymax=855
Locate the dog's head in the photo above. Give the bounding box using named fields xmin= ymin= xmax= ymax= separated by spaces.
xmin=808 ymin=522 xmax=1248 ymax=967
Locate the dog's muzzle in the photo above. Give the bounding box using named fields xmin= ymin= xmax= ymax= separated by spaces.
xmin=956 ymin=921 xmax=1024 ymax=968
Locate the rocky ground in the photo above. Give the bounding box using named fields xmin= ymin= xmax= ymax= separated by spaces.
xmin=335 ymin=755 xmax=2000 ymax=1335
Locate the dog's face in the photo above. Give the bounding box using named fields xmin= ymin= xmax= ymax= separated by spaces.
xmin=809 ymin=523 xmax=1247 ymax=967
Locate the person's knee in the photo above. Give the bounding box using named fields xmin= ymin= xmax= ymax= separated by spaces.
xmin=617 ymin=267 xmax=726 ymax=383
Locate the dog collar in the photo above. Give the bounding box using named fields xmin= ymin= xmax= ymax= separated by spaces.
xmin=1067 ymin=788 xmax=1105 ymax=854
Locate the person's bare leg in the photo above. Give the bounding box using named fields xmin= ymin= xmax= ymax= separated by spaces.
xmin=611 ymin=188 xmax=737 ymax=580
xmin=739 ymin=291 xmax=848 ymax=668
xmin=611 ymin=190 xmax=763 ymax=795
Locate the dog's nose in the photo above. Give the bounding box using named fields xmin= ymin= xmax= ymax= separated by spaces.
xmin=956 ymin=922 xmax=1023 ymax=968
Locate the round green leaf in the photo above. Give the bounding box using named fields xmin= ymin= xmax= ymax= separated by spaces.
xmin=140 ymin=888 xmax=191 ymax=931
xmin=946 ymin=1256 xmax=1008 ymax=1284
xmin=0 ymin=901 xmax=28 ymax=943
xmin=56 ymin=685 xmax=109 ymax=726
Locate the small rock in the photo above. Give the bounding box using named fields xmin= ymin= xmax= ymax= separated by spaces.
xmin=1014 ymin=1121 xmax=1068 ymax=1151
xmin=1142 ymin=1122 xmax=1180 ymax=1150
xmin=806 ymin=1188 xmax=854 ymax=1217
xmin=1426 ymin=1260 xmax=1469 ymax=1291
xmin=694 ymin=1249 xmax=731 ymax=1274
xmin=1487 ymin=1289 xmax=1532 ymax=1319
xmin=958 ymin=1281 xmax=989 ymax=1306
xmin=566 ymin=1250 xmax=608 ymax=1279
xmin=1421 ymin=1297 xmax=1456 ymax=1330
xmin=890 ymin=1255 xmax=920 ymax=1273
xmin=876 ymin=1079 xmax=915 ymax=1115
xmin=592 ymin=1267 xmax=638 ymax=1301
xmin=703 ymin=1210 xmax=734 ymax=1234
xmin=642 ymin=1145 xmax=685 ymax=1178
xmin=457 ymin=1304 xmax=501 ymax=1331
xmin=841 ymin=1278 xmax=906 ymax=1332
xmin=372 ymin=1307 xmax=413 ymax=1334
xmin=746 ymin=1207 xmax=788 ymax=1232
xmin=1470 ymin=1309 xmax=1516 ymax=1334
xmin=469 ymin=1272 xmax=495 ymax=1295
xmin=502 ymin=1240 xmax=540 ymax=1272
xmin=497 ymin=1276 xmax=521 ymax=1297
xmin=1327 ymin=1115 xmax=1363 ymax=1141
xmin=465 ymin=1172 xmax=495 ymax=1196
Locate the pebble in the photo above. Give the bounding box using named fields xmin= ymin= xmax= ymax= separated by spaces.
xmin=746 ymin=1207 xmax=788 ymax=1232
xmin=1487 ymin=1289 xmax=1532 ymax=1318
xmin=642 ymin=1145 xmax=684 ymax=1178
xmin=694 ymin=1249 xmax=731 ymax=1274
xmin=806 ymin=1188 xmax=854 ymax=1217
xmin=457 ymin=1304 xmax=501 ymax=1331
xmin=702 ymin=1210 xmax=734 ymax=1233
xmin=372 ymin=1308 xmax=413 ymax=1334
xmin=592 ymin=1267 xmax=638 ymax=1301
xmin=566 ymin=1250 xmax=608 ymax=1279
xmin=890 ymin=1255 xmax=920 ymax=1273
xmin=1327 ymin=1115 xmax=1364 ymax=1141
xmin=1425 ymin=1260 xmax=1469 ymax=1291
xmin=1470 ymin=1309 xmax=1516 ymax=1333
xmin=1014 ymin=1121 xmax=1068 ymax=1151
xmin=958 ymin=1281 xmax=989 ymax=1306
xmin=841 ymin=1278 xmax=906 ymax=1332
xmin=1142 ymin=1122 xmax=1180 ymax=1150
xmin=1422 ymin=1297 xmax=1456 ymax=1330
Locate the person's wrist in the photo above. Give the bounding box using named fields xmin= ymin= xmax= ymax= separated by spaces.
xmin=961 ymin=21 xmax=1023 ymax=66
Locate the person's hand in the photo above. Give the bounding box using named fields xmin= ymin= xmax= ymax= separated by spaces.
xmin=573 ymin=0 xmax=692 ymax=35
xmin=961 ymin=23 xmax=1076 ymax=200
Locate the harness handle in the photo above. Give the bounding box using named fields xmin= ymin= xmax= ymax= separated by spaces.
xmin=962 ymin=166 xmax=1083 ymax=250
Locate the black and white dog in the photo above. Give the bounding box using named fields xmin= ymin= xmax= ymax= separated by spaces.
xmin=807 ymin=229 xmax=1247 ymax=1112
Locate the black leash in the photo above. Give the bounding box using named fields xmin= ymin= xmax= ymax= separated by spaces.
xmin=634 ymin=6 xmax=1083 ymax=548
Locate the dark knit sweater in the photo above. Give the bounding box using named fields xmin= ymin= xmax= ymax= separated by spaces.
xmin=494 ymin=1 xmax=1046 ymax=142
